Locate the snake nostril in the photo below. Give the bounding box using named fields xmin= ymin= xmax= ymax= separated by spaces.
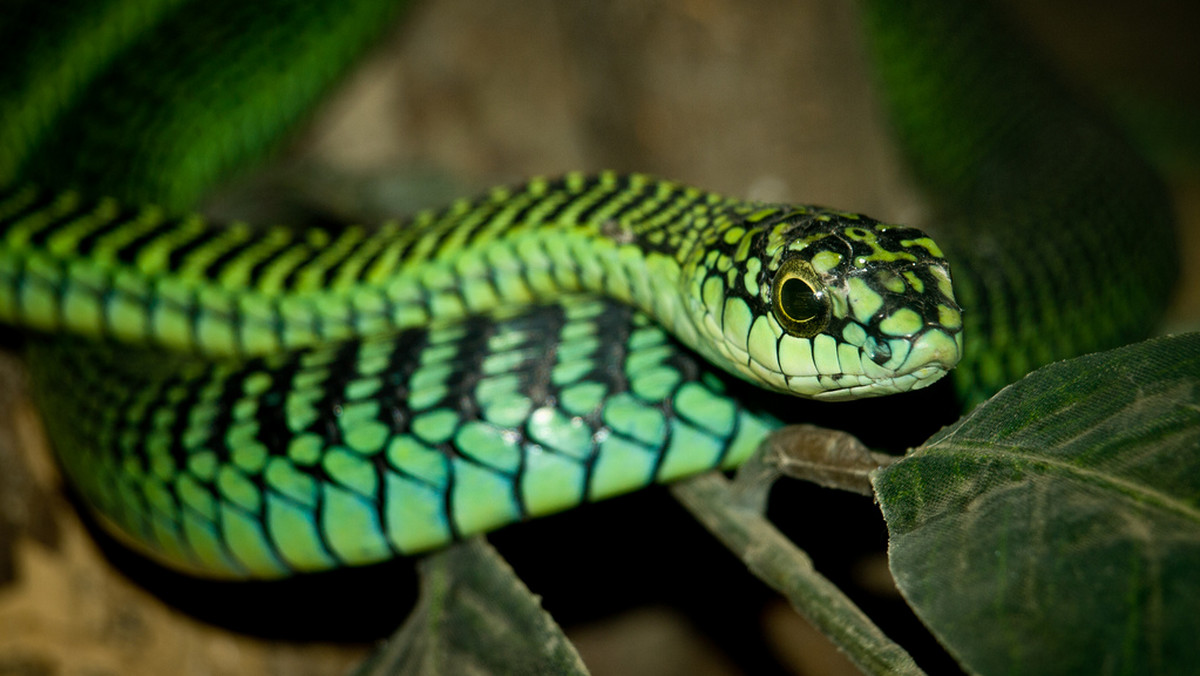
xmin=866 ymin=338 xmax=892 ymax=365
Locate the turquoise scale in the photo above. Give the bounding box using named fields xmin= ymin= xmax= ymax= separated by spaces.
xmin=27 ymin=297 xmax=780 ymax=577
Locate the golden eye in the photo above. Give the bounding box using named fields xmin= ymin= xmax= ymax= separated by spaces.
xmin=772 ymin=258 xmax=830 ymax=338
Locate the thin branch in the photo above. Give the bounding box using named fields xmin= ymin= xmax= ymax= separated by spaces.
xmin=671 ymin=425 xmax=922 ymax=676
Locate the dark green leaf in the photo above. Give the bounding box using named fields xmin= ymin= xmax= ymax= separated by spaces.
xmin=874 ymin=333 xmax=1200 ymax=676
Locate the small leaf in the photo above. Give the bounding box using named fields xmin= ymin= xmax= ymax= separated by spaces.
xmin=353 ymin=538 xmax=589 ymax=676
xmin=874 ymin=333 xmax=1200 ymax=676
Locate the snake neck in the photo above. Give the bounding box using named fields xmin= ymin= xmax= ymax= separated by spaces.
xmin=0 ymin=173 xmax=753 ymax=357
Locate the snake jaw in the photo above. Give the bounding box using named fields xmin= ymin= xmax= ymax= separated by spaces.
xmin=793 ymin=316 xmax=962 ymax=401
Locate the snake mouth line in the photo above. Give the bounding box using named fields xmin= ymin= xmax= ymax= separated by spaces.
xmin=751 ymin=325 xmax=961 ymax=399
xmin=806 ymin=364 xmax=953 ymax=401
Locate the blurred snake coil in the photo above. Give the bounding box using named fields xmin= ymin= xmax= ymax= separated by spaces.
xmin=0 ymin=0 xmax=1177 ymax=578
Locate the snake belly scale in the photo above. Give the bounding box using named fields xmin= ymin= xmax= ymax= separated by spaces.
xmin=1 ymin=172 xmax=962 ymax=577
xmin=29 ymin=298 xmax=777 ymax=577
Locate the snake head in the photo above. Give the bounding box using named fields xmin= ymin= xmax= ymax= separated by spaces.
xmin=685 ymin=206 xmax=963 ymax=400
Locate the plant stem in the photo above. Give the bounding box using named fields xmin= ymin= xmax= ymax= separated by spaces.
xmin=671 ymin=472 xmax=925 ymax=676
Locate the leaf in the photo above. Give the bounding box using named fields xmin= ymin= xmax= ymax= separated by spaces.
xmin=873 ymin=333 xmax=1200 ymax=676
xmin=352 ymin=538 xmax=589 ymax=676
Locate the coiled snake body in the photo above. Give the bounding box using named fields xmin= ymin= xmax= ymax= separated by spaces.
xmin=0 ymin=0 xmax=1177 ymax=578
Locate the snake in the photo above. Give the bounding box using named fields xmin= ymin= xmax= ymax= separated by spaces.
xmin=0 ymin=0 xmax=1177 ymax=579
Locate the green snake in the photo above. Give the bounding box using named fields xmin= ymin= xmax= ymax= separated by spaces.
xmin=0 ymin=0 xmax=1176 ymax=579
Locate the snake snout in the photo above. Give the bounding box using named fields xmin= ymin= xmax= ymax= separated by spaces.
xmin=902 ymin=329 xmax=962 ymax=377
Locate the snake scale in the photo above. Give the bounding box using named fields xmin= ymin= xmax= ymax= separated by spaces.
xmin=0 ymin=0 xmax=1177 ymax=578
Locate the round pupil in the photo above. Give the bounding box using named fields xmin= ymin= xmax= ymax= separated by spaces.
xmin=780 ymin=277 xmax=822 ymax=322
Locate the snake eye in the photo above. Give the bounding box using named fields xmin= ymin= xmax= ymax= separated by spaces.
xmin=772 ymin=258 xmax=830 ymax=338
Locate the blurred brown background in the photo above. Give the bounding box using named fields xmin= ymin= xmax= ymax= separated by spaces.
xmin=1 ymin=1 xmax=1197 ymax=674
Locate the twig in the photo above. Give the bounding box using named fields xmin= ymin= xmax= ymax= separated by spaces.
xmin=671 ymin=425 xmax=922 ymax=676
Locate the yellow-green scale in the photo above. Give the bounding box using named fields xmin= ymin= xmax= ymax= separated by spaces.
xmin=4 ymin=175 xmax=762 ymax=374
